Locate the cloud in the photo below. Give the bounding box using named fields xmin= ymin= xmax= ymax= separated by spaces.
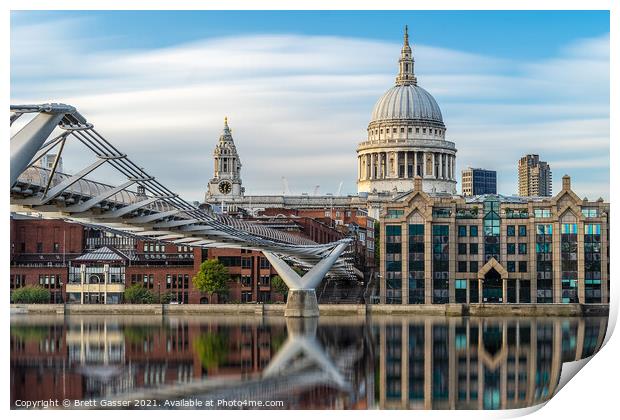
xmin=10 ymin=16 xmax=609 ymax=201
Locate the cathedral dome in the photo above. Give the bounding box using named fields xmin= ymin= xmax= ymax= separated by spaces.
xmin=370 ymin=84 xmax=444 ymax=125
xmin=357 ymin=25 xmax=457 ymax=196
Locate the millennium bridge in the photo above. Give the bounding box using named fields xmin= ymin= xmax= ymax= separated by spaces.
xmin=10 ymin=103 xmax=354 ymax=316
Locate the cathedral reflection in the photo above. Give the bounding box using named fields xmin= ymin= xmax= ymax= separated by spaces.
xmin=10 ymin=315 xmax=606 ymax=410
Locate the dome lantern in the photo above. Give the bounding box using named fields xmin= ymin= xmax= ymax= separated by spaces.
xmin=396 ymin=25 xmax=417 ymax=86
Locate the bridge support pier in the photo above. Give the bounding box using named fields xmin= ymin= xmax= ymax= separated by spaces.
xmin=285 ymin=289 xmax=319 ymax=317
xmin=263 ymin=242 xmax=348 ymax=317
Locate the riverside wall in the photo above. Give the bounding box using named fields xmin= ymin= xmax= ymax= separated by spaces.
xmin=10 ymin=303 xmax=609 ymax=317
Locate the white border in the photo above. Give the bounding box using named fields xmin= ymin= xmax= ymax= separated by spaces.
xmin=2 ymin=2 xmax=617 ymax=420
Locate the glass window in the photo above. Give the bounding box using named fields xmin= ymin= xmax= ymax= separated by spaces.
xmin=507 ymin=225 xmax=515 ymax=236
xmin=433 ymin=208 xmax=452 ymax=218
xmin=518 ymin=243 xmax=528 ymax=255
xmin=507 ymin=261 xmax=516 ymax=272
xmin=534 ymin=209 xmax=552 ymax=218
xmin=585 ymin=224 xmax=601 ymax=235
xmin=470 ymin=261 xmax=478 ymax=273
xmin=518 ymin=225 xmax=527 ymax=236
xmin=458 ymin=261 xmax=467 ymax=272
xmin=458 ymin=243 xmax=467 ymax=255
xmin=469 ymin=243 xmax=478 ymax=254
xmin=536 ymin=224 xmax=553 ymax=235
xmin=507 ymin=243 xmax=516 ymax=254
xmin=458 ymin=226 xmax=467 ymax=237
xmin=561 ymin=223 xmax=578 ymax=234
xmin=386 ymin=209 xmax=404 ymax=219
xmin=470 ymin=226 xmax=478 ymax=237
xmin=518 ymin=261 xmax=528 ymax=273
xmin=582 ymin=208 xmax=598 ymax=218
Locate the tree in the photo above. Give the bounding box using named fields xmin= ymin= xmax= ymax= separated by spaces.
xmin=157 ymin=292 xmax=174 ymax=304
xmin=192 ymin=259 xmax=229 ymax=303
xmin=271 ymin=275 xmax=289 ymax=300
xmin=194 ymin=331 xmax=229 ymax=370
xmin=11 ymin=286 xmax=50 ymax=304
xmin=124 ymin=284 xmax=155 ymax=304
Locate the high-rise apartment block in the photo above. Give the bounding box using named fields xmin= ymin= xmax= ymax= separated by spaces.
xmin=518 ymin=154 xmax=552 ymax=197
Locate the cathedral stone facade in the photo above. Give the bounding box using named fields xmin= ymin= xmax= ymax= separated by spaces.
xmin=357 ymin=27 xmax=457 ymax=195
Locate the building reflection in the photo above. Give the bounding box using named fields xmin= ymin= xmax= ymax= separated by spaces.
xmin=10 ymin=315 xmax=606 ymax=410
xmin=376 ymin=317 xmax=607 ymax=409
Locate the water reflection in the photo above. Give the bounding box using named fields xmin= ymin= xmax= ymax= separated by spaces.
xmin=10 ymin=315 xmax=606 ymax=410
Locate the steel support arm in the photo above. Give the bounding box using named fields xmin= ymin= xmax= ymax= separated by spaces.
xmin=11 ymin=110 xmax=68 ymax=186
xmin=263 ymin=242 xmax=348 ymax=290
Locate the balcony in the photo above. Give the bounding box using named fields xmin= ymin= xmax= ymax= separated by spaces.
xmin=504 ymin=209 xmax=530 ymax=219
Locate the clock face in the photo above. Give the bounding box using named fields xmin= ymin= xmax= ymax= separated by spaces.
xmin=218 ymin=181 xmax=232 ymax=194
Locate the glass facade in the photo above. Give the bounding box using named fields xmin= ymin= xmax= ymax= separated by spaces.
xmin=408 ymin=224 xmax=425 ymax=304
xmin=536 ymin=224 xmax=553 ymax=303
xmin=385 ymin=325 xmax=402 ymax=399
xmin=386 ymin=225 xmax=403 ymax=304
xmin=560 ymin=224 xmax=578 ymax=303
xmin=584 ymin=224 xmax=602 ymax=303
xmin=432 ymin=225 xmax=449 ymax=304
xmin=483 ymin=197 xmax=500 ymax=262
xmin=455 ymin=279 xmax=467 ymax=303
xmin=408 ymin=324 xmax=425 ymax=400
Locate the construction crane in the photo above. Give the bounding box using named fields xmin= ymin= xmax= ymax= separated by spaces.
xmin=313 ymin=185 xmax=320 ymax=196
xmin=336 ymin=181 xmax=343 ymax=196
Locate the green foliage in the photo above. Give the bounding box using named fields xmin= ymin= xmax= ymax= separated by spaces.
xmin=11 ymin=286 xmax=50 ymax=304
xmin=123 ymin=325 xmax=159 ymax=344
xmin=194 ymin=331 xmax=229 ymax=370
xmin=158 ymin=292 xmax=174 ymax=304
xmin=270 ymin=328 xmax=288 ymax=352
xmin=192 ymin=259 xmax=229 ymax=301
xmin=11 ymin=325 xmax=51 ymax=341
xmin=124 ymin=284 xmax=155 ymax=304
xmin=293 ymin=266 xmax=306 ymax=276
xmin=271 ymin=275 xmax=289 ymax=298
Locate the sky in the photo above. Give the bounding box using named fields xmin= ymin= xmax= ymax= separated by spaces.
xmin=10 ymin=10 xmax=610 ymax=202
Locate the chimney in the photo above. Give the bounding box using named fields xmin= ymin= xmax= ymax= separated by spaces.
xmin=413 ymin=175 xmax=423 ymax=192
xmin=562 ymin=175 xmax=571 ymax=191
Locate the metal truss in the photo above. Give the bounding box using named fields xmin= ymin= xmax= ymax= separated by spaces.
xmin=10 ymin=104 xmax=355 ymax=280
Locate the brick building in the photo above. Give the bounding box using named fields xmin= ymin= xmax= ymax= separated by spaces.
xmin=256 ymin=207 xmax=375 ymax=270
xmin=10 ymin=213 xmax=351 ymax=304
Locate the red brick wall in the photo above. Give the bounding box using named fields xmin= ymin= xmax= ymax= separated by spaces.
xmin=10 ymin=218 xmax=289 ymax=304
xmin=11 ymin=218 xmax=85 ymax=254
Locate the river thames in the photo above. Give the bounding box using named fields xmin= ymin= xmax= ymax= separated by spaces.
xmin=10 ymin=314 xmax=607 ymax=410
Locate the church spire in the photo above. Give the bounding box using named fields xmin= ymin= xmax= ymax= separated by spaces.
xmin=220 ymin=116 xmax=233 ymax=142
xmin=396 ymin=25 xmax=417 ymax=86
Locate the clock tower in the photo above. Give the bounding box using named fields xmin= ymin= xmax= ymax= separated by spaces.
xmin=207 ymin=117 xmax=244 ymax=199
